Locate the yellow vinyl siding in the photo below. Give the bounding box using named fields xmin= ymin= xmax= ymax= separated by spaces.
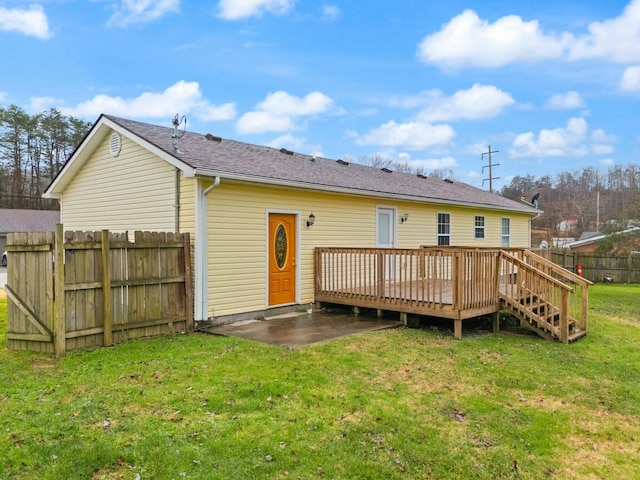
xmin=203 ymin=180 xmax=532 ymax=318
xmin=61 ymin=134 xmax=177 ymax=233
xmin=178 ymin=176 xmax=196 ymax=235
xmin=394 ymin=204 xmax=531 ymax=248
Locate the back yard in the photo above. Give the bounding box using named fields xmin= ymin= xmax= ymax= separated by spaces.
xmin=1 ymin=285 xmax=639 ymax=479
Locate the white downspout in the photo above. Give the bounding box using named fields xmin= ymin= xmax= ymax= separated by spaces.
xmin=195 ymin=177 xmax=220 ymax=321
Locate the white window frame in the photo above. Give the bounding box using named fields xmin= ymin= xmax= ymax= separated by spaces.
xmin=437 ymin=212 xmax=451 ymax=246
xmin=501 ymin=217 xmax=511 ymax=247
xmin=474 ymin=215 xmax=485 ymax=240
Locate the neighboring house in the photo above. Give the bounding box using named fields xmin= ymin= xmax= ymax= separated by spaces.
xmin=0 ymin=208 xmax=60 ymax=255
xmin=568 ymin=227 xmax=640 ymax=253
xmin=44 ymin=115 xmax=539 ymax=324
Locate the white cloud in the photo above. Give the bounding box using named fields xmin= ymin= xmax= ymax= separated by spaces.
xmin=620 ymin=65 xmax=640 ymax=91
xmin=321 ymin=5 xmax=340 ymax=21
xmin=266 ymin=134 xmax=322 ymax=155
xmin=61 ymin=81 xmax=236 ymax=121
xmin=0 ymin=92 xmax=7 ymax=103
xmin=545 ymin=91 xmax=585 ymax=110
xmin=107 ymin=0 xmax=180 ymax=27
xmin=355 ymin=120 xmax=455 ymax=150
xmin=29 ymin=96 xmax=64 ymax=112
xmin=417 ymin=9 xmax=568 ymax=68
xmin=408 ymin=156 xmax=458 ymax=170
xmin=415 ymin=84 xmax=514 ymax=122
xmin=418 ymin=1 xmax=640 ymax=69
xmin=568 ymin=0 xmax=640 ymax=62
xmin=510 ymin=117 xmax=615 ymax=158
xmin=236 ymin=91 xmax=333 ymax=134
xmin=599 ymin=158 xmax=615 ymax=166
xmin=0 ymin=5 xmax=52 ymax=39
xmin=217 ymin=0 xmax=294 ymax=20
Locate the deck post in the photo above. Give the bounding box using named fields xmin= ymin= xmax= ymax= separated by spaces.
xmin=454 ymin=317 xmax=462 ymax=340
xmin=354 ymin=306 xmax=360 ymax=316
xmin=400 ymin=312 xmax=407 ymax=325
xmin=493 ymin=311 xmax=500 ymax=334
xmin=377 ymin=309 xmax=382 ymax=318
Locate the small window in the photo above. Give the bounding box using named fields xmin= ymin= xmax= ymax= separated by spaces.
xmin=474 ymin=215 xmax=485 ymax=240
xmin=501 ymin=217 xmax=510 ymax=247
xmin=437 ymin=213 xmax=450 ymax=246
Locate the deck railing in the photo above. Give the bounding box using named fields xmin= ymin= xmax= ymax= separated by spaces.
xmin=314 ymin=247 xmax=502 ymax=319
xmin=314 ymin=247 xmax=589 ymax=343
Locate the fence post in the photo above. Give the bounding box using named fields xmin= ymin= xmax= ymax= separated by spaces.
xmin=54 ymin=224 xmax=66 ymax=358
xmin=183 ymin=232 xmax=193 ymax=331
xmin=102 ymin=230 xmax=113 ymax=346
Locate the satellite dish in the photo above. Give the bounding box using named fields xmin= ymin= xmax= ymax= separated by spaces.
xmin=531 ymin=192 xmax=540 ymax=208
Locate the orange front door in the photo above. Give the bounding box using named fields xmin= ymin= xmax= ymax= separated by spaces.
xmin=268 ymin=213 xmax=296 ymax=306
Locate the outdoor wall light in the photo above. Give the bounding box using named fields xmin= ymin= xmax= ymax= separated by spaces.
xmin=306 ymin=212 xmax=316 ymax=227
xmin=401 ymin=214 xmax=409 ymax=223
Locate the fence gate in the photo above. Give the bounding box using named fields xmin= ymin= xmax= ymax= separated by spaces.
xmin=5 ymin=231 xmax=56 ymax=353
xmin=6 ymin=226 xmax=192 ymax=357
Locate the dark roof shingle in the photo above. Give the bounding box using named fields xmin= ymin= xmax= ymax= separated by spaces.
xmin=106 ymin=115 xmax=536 ymax=214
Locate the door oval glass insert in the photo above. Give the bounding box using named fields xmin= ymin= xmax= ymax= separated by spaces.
xmin=274 ymin=224 xmax=288 ymax=269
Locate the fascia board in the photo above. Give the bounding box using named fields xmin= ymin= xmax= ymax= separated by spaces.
xmin=194 ymin=168 xmax=538 ymax=215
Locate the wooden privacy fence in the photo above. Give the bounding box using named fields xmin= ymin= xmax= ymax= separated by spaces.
xmin=532 ymin=248 xmax=640 ymax=283
xmin=5 ymin=225 xmax=192 ymax=356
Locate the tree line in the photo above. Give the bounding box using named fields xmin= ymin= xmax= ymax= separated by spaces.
xmin=499 ymin=165 xmax=640 ymax=238
xmin=0 ymin=105 xmax=92 ymax=210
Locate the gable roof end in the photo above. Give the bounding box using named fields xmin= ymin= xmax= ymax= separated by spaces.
xmin=43 ymin=115 xmax=196 ymax=199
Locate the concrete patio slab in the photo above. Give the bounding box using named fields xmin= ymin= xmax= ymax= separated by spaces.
xmin=202 ymin=311 xmax=402 ymax=348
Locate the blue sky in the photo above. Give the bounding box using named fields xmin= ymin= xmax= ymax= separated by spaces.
xmin=2 ymin=0 xmax=639 ymax=190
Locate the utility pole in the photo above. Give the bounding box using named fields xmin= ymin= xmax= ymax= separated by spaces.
xmin=481 ymin=145 xmax=500 ymax=193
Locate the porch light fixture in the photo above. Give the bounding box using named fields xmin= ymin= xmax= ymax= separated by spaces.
xmin=306 ymin=212 xmax=316 ymax=227
xmin=401 ymin=214 xmax=409 ymax=223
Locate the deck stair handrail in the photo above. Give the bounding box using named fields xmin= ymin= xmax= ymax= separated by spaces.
xmin=498 ymin=250 xmax=587 ymax=343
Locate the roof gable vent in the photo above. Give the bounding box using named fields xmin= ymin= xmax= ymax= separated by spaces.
xmin=109 ymin=132 xmax=122 ymax=157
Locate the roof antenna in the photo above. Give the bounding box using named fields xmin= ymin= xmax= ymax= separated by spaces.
xmin=172 ymin=114 xmax=187 ymax=153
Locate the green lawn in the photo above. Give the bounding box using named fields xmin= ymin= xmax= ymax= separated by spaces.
xmin=1 ymin=285 xmax=639 ymax=479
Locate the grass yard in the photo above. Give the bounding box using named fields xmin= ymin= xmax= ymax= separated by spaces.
xmin=1 ymin=284 xmax=639 ymax=479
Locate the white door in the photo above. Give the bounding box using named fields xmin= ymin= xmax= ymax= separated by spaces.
xmin=377 ymin=208 xmax=395 ymax=248
xmin=377 ymin=208 xmax=396 ymax=281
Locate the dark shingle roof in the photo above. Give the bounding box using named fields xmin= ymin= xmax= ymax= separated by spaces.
xmin=0 ymin=209 xmax=60 ymax=233
xmin=105 ymin=115 xmax=536 ymax=214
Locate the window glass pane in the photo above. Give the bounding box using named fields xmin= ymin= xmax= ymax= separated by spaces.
xmin=437 ymin=213 xmax=450 ymax=245
xmin=475 ymin=215 xmax=485 ymax=239
xmin=501 ymin=218 xmax=510 ymax=247
xmin=378 ymin=211 xmax=390 ymax=245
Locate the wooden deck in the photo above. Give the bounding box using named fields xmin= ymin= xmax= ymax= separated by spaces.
xmin=314 ymin=247 xmax=591 ymax=343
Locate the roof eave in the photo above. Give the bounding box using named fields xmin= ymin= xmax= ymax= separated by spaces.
xmin=194 ymin=168 xmax=537 ymax=215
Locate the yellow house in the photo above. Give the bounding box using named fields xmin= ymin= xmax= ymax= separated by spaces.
xmin=44 ymin=115 xmax=539 ymax=324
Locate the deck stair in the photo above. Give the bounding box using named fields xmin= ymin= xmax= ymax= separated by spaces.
xmin=498 ymin=250 xmax=591 ymax=343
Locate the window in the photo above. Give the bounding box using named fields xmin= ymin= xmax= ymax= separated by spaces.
xmin=474 ymin=215 xmax=485 ymax=240
xmin=437 ymin=213 xmax=450 ymax=246
xmin=501 ymin=217 xmax=510 ymax=247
